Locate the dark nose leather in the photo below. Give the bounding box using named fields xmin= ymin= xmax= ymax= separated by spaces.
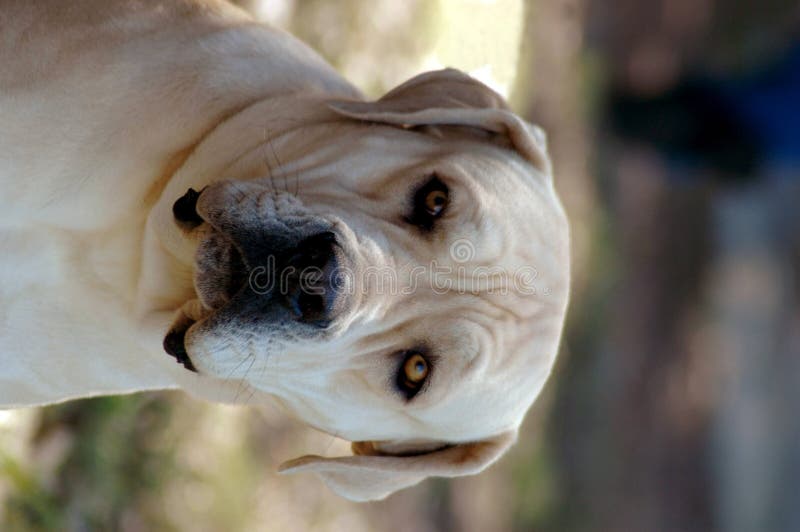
xmin=282 ymin=231 xmax=342 ymax=328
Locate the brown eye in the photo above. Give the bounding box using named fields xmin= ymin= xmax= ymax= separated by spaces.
xmin=396 ymin=351 xmax=431 ymax=399
xmin=403 ymin=353 xmax=429 ymax=385
xmin=407 ymin=175 xmax=449 ymax=231
xmin=424 ymin=189 xmax=448 ymax=216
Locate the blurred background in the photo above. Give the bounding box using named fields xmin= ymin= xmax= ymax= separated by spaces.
xmin=2 ymin=0 xmax=799 ymax=530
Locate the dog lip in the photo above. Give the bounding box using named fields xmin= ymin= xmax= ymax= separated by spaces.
xmin=163 ymin=324 xmax=198 ymax=373
xmin=172 ymin=187 xmax=206 ymax=229
xmin=194 ymin=233 xmax=252 ymax=310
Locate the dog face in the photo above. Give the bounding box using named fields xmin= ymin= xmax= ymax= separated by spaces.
xmin=161 ymin=69 xmax=570 ymax=500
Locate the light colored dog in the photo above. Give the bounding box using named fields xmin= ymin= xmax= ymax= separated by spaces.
xmin=0 ymin=0 xmax=570 ymax=501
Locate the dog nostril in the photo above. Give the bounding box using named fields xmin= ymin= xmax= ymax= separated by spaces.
xmin=300 ymin=231 xmax=337 ymax=249
xmin=172 ymin=187 xmax=205 ymax=228
xmin=282 ymin=231 xmax=340 ymax=326
xmin=288 ymin=231 xmax=337 ymax=269
xmin=288 ymin=289 xmax=327 ymax=322
xmin=318 ymin=231 xmax=336 ymax=244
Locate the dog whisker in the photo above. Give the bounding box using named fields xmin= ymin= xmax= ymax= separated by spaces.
xmin=266 ymin=129 xmax=289 ymax=195
xmin=262 ymin=125 xmax=281 ymax=198
xmin=233 ymin=353 xmax=257 ymax=404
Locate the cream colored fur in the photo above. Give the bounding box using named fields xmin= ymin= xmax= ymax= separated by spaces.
xmin=0 ymin=0 xmax=570 ymax=501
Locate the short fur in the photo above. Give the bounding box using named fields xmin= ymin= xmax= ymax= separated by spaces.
xmin=0 ymin=0 xmax=570 ymax=501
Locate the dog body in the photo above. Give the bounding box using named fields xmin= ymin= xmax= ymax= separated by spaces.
xmin=0 ymin=0 xmax=570 ymax=500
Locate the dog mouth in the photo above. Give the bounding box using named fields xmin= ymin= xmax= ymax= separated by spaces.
xmin=174 ymin=187 xmax=252 ymax=309
xmin=195 ymin=235 xmax=250 ymax=310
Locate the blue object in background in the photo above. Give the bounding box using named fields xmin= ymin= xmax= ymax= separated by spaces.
xmin=609 ymin=42 xmax=800 ymax=181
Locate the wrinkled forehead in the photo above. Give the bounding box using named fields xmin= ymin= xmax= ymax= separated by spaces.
xmin=436 ymin=144 xmax=569 ymax=290
xmin=393 ymin=146 xmax=569 ymax=437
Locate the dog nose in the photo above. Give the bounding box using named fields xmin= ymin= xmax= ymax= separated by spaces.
xmin=282 ymin=231 xmax=342 ymax=328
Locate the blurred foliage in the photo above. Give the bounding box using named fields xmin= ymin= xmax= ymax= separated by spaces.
xmin=3 ymin=395 xmax=176 ymax=531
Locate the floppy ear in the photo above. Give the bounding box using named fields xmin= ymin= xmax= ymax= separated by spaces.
xmin=277 ymin=430 xmax=516 ymax=502
xmin=328 ymin=68 xmax=550 ymax=173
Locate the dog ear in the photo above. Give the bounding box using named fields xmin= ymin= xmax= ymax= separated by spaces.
xmin=328 ymin=68 xmax=549 ymax=173
xmin=277 ymin=430 xmax=516 ymax=502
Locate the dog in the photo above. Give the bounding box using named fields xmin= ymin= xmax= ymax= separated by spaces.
xmin=0 ymin=0 xmax=570 ymax=501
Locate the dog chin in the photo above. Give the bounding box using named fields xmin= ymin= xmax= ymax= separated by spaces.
xmin=161 ymin=225 xmax=251 ymax=372
xmin=162 ymin=251 xmax=250 ymax=374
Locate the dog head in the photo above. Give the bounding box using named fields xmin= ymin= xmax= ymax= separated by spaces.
xmin=156 ymin=69 xmax=569 ymax=501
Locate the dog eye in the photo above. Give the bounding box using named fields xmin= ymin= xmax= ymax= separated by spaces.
xmin=406 ymin=175 xmax=449 ymax=230
xmin=424 ymin=189 xmax=447 ymax=216
xmin=396 ymin=351 xmax=430 ymax=399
